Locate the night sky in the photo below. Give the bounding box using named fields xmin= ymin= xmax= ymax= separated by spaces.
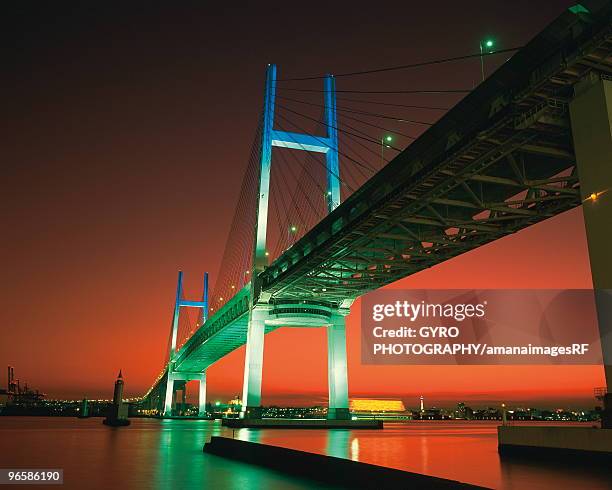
xmin=2 ymin=1 xmax=603 ymax=408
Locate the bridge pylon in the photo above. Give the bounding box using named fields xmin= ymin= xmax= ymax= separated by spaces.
xmin=241 ymin=64 xmax=351 ymax=420
xmin=570 ymin=74 xmax=612 ymax=427
xmin=163 ymin=270 xmax=209 ymax=417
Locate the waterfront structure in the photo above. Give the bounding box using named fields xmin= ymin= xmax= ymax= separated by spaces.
xmin=3 ymin=366 xmax=44 ymax=406
xmin=140 ymin=3 xmax=612 ymax=427
xmin=455 ymin=403 xmax=474 ymax=420
xmin=350 ymin=399 xmax=406 ymax=412
xmin=350 ymin=399 xmax=410 ymax=419
xmin=103 ymin=371 xmax=130 ymax=427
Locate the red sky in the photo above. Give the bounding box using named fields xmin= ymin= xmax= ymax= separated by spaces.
xmin=3 ymin=1 xmax=602 ymax=409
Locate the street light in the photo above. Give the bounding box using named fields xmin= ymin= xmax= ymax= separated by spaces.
xmin=381 ymin=134 xmax=393 ymax=166
xmin=479 ymin=38 xmax=495 ymax=82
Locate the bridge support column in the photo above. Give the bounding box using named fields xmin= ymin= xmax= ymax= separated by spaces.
xmin=570 ymin=75 xmax=612 ymax=427
xmin=179 ymin=382 xmax=187 ymax=414
xmin=327 ymin=311 xmax=350 ymax=420
xmin=163 ymin=371 xmax=175 ymax=417
xmin=241 ymin=306 xmax=268 ymax=419
xmin=198 ymin=372 xmax=207 ymax=416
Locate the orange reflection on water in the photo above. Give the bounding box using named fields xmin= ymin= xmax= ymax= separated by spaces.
xmin=243 ymin=421 xmax=610 ymax=489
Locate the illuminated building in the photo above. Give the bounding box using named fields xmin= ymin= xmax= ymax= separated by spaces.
xmin=228 ymin=396 xmax=242 ymax=407
xmin=349 ymin=398 xmax=409 ymax=419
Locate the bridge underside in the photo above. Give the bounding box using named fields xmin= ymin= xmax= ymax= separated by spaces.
xmin=260 ymin=7 xmax=611 ymax=302
xmin=142 ymin=3 xmax=612 ymax=416
xmin=263 ymin=135 xmax=580 ymax=302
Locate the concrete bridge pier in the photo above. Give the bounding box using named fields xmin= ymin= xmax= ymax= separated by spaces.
xmin=570 ymin=74 xmax=612 ymax=427
xmin=163 ymin=369 xmax=207 ymax=417
xmin=198 ymin=372 xmax=207 ymax=416
xmin=163 ymin=371 xmax=175 ymax=416
xmin=240 ymin=306 xmax=268 ymax=419
xmin=240 ymin=303 xmax=351 ymax=420
xmin=327 ymin=310 xmax=350 ymax=420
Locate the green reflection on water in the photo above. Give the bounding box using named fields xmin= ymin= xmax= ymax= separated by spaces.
xmin=325 ymin=430 xmax=350 ymax=459
xmin=150 ymin=419 xmax=322 ymax=490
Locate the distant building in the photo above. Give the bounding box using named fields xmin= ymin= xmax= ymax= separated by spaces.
xmin=414 ymin=407 xmax=449 ymax=420
xmin=0 ymin=389 xmax=8 ymax=408
xmin=228 ymin=396 xmax=242 ymax=407
xmin=350 ymin=398 xmax=406 ymax=412
xmin=455 ymin=402 xmax=474 ymax=420
xmin=350 ymin=398 xmax=410 ymax=419
xmin=472 ymin=407 xmax=501 ymax=420
xmin=261 ymin=406 xmax=327 ymax=419
xmin=4 ymin=366 xmax=45 ymax=407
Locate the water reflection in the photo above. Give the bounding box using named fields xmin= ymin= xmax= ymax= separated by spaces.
xmin=350 ymin=437 xmax=359 ymax=461
xmin=0 ymin=418 xmax=608 ymax=489
xmin=238 ymin=427 xmax=261 ymax=444
xmin=420 ymin=434 xmax=429 ymax=475
xmin=326 ymin=430 xmax=350 ymax=459
xmin=0 ymin=417 xmax=334 ymax=490
xmin=240 ymin=420 xmax=610 ymax=490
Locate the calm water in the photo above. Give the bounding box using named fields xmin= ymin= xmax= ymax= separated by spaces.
xmin=0 ymin=417 xmax=609 ymax=489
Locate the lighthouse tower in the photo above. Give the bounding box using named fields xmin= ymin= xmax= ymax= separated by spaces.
xmin=103 ymin=370 xmax=130 ymax=426
xmin=113 ymin=370 xmax=124 ymax=405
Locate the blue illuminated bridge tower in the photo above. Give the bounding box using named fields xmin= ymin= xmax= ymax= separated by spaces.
xmin=147 ymin=64 xmax=352 ymax=420
xmin=243 ymin=65 xmax=348 ymax=419
xmin=141 ymin=3 xmax=612 ymax=424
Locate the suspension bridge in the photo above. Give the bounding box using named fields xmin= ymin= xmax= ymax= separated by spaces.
xmin=140 ymin=2 xmax=612 ymax=420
